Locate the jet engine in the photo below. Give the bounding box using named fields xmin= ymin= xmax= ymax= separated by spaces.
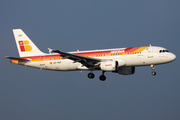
xmin=117 ymin=66 xmax=135 ymax=75
xmin=100 ymin=61 xmax=118 ymax=71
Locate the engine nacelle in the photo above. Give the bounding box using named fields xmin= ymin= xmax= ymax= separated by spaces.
xmin=118 ymin=67 xmax=135 ymax=75
xmin=117 ymin=59 xmax=126 ymax=67
xmin=100 ymin=61 xmax=118 ymax=71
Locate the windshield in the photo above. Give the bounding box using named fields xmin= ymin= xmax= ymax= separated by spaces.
xmin=159 ymin=50 xmax=169 ymax=53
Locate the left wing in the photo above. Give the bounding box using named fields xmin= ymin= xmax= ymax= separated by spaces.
xmin=50 ymin=49 xmax=103 ymax=69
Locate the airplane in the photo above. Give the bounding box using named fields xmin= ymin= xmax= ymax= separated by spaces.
xmin=6 ymin=29 xmax=176 ymax=81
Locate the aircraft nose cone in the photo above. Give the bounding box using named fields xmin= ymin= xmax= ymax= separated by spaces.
xmin=170 ymin=53 xmax=176 ymax=61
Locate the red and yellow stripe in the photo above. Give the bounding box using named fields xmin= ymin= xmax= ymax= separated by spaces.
xmin=11 ymin=46 xmax=149 ymax=63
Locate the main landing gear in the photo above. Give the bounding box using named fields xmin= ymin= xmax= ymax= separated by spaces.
xmin=151 ymin=65 xmax=156 ymax=76
xmin=87 ymin=71 xmax=106 ymax=81
xmin=99 ymin=71 xmax=106 ymax=81
xmin=88 ymin=72 xmax=95 ymax=79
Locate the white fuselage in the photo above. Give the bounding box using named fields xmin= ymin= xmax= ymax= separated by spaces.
xmin=19 ymin=46 xmax=176 ymax=71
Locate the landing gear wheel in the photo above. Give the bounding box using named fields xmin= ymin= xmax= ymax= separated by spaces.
xmin=88 ymin=72 xmax=95 ymax=79
xmin=152 ymin=71 xmax=156 ymax=76
xmin=99 ymin=75 xmax=106 ymax=81
xmin=150 ymin=65 xmax=156 ymax=76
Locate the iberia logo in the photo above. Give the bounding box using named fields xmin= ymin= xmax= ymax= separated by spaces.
xmin=18 ymin=40 xmax=32 ymax=52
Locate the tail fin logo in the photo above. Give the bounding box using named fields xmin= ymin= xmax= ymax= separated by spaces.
xmin=18 ymin=40 xmax=32 ymax=52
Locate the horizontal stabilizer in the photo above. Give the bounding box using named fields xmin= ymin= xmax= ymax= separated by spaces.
xmin=5 ymin=56 xmax=31 ymax=62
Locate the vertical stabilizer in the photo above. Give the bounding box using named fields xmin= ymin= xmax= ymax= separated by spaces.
xmin=13 ymin=29 xmax=45 ymax=57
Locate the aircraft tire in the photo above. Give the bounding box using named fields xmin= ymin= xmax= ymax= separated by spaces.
xmin=152 ymin=71 xmax=156 ymax=76
xmin=99 ymin=75 xmax=106 ymax=81
xmin=88 ymin=73 xmax=95 ymax=79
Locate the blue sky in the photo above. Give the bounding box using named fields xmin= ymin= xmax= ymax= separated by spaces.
xmin=0 ymin=0 xmax=180 ymax=120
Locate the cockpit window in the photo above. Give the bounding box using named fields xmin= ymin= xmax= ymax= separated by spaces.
xmin=159 ymin=50 xmax=169 ymax=53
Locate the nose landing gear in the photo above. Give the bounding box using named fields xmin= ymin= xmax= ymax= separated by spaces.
xmin=151 ymin=65 xmax=156 ymax=76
